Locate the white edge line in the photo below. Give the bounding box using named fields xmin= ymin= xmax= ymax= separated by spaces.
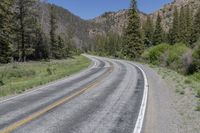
xmin=132 ymin=63 xmax=149 ymax=133
xmin=0 ymin=56 xmax=96 ymax=104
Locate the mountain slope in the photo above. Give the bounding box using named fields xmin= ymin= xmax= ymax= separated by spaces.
xmin=92 ymin=0 xmax=200 ymax=32
xmin=42 ymin=0 xmax=200 ymax=49
xmin=40 ymin=3 xmax=105 ymax=49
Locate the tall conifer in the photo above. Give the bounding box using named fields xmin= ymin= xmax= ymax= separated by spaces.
xmin=143 ymin=16 xmax=154 ymax=47
xmin=153 ymin=13 xmax=164 ymax=45
xmin=191 ymin=7 xmax=200 ymax=45
xmin=169 ymin=6 xmax=179 ymax=44
xmin=49 ymin=5 xmax=58 ymax=59
xmin=0 ymin=0 xmax=14 ymax=63
xmin=123 ymin=0 xmax=144 ymax=59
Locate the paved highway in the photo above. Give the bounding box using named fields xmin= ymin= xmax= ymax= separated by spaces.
xmin=0 ymin=55 xmax=147 ymax=133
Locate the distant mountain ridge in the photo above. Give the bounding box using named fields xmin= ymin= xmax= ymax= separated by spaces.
xmin=42 ymin=0 xmax=200 ymax=49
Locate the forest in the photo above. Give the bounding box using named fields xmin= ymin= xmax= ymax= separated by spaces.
xmin=0 ymin=0 xmax=78 ymax=64
xmin=1 ymin=0 xmax=200 ymax=77
xmin=92 ymin=1 xmax=200 ymax=76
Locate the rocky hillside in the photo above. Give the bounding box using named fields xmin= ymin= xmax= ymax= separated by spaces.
xmin=92 ymin=10 xmax=147 ymax=35
xmin=92 ymin=0 xmax=200 ymax=32
xmin=40 ymin=3 xmax=105 ymax=49
xmin=150 ymin=0 xmax=200 ymax=31
xmin=42 ymin=0 xmax=200 ymax=48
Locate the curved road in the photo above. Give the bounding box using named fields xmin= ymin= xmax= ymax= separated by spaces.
xmin=0 ymin=55 xmax=146 ymax=133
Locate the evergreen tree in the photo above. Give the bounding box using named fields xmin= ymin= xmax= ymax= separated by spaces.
xmin=64 ymin=37 xmax=72 ymax=58
xmin=34 ymin=25 xmax=50 ymax=60
xmin=0 ymin=0 xmax=14 ymax=63
xmin=185 ymin=5 xmax=193 ymax=46
xmin=143 ymin=16 xmax=154 ymax=47
xmin=57 ymin=35 xmax=65 ymax=59
xmin=169 ymin=6 xmax=179 ymax=45
xmin=49 ymin=5 xmax=58 ymax=59
xmin=153 ymin=13 xmax=164 ymax=45
xmin=191 ymin=7 xmax=200 ymax=46
xmin=179 ymin=6 xmax=187 ymax=43
xmin=14 ymin=0 xmax=39 ymax=62
xmin=122 ymin=0 xmax=144 ymax=59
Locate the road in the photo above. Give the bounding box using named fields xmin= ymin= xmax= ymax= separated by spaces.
xmin=0 ymin=55 xmax=147 ymax=133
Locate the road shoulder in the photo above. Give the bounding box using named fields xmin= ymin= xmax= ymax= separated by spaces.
xmin=140 ymin=64 xmax=200 ymax=133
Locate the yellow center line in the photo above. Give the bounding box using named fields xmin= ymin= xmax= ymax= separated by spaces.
xmin=0 ymin=62 xmax=114 ymax=133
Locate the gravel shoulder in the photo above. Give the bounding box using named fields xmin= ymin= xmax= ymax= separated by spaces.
xmin=140 ymin=64 xmax=200 ymax=133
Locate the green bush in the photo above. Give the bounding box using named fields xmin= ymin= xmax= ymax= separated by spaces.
xmin=197 ymin=89 xmax=200 ymax=98
xmin=46 ymin=68 xmax=53 ymax=75
xmin=0 ymin=79 xmax=4 ymax=86
xmin=168 ymin=43 xmax=191 ymax=73
xmin=196 ymin=106 xmax=200 ymax=111
xmin=142 ymin=43 xmax=170 ymax=65
xmin=190 ymin=72 xmax=200 ymax=81
xmin=142 ymin=43 xmax=191 ymax=74
xmin=192 ymin=40 xmax=200 ymax=71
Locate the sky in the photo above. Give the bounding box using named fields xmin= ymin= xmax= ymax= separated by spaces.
xmin=48 ymin=0 xmax=173 ymax=20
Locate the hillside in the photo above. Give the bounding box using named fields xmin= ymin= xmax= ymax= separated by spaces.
xmin=40 ymin=3 xmax=106 ymax=50
xmin=41 ymin=0 xmax=200 ymax=49
xmin=150 ymin=0 xmax=200 ymax=31
xmin=92 ymin=10 xmax=147 ymax=35
xmin=92 ymin=0 xmax=200 ymax=32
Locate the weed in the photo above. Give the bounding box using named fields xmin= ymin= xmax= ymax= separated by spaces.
xmin=196 ymin=105 xmax=200 ymax=111
xmin=184 ymin=79 xmax=192 ymax=84
xmin=46 ymin=68 xmax=53 ymax=75
xmin=0 ymin=79 xmax=4 ymax=86
xmin=180 ymin=90 xmax=185 ymax=95
xmin=197 ymin=89 xmax=200 ymax=98
xmin=176 ymin=89 xmax=180 ymax=93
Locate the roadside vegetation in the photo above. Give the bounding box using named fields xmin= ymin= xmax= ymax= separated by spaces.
xmin=0 ymin=56 xmax=90 ymax=97
xmin=91 ymin=0 xmax=200 ymax=111
xmin=0 ymin=0 xmax=86 ymax=97
xmin=142 ymin=42 xmax=200 ymax=111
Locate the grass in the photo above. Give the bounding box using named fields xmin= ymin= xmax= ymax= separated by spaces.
xmin=0 ymin=55 xmax=91 ymax=97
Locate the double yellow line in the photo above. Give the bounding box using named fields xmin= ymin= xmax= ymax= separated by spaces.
xmin=0 ymin=62 xmax=113 ymax=133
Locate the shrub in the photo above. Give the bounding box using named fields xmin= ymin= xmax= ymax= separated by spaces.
xmin=46 ymin=68 xmax=53 ymax=75
xmin=142 ymin=43 xmax=192 ymax=74
xmin=0 ymin=79 xmax=4 ymax=86
xmin=190 ymin=72 xmax=200 ymax=81
xmin=141 ymin=43 xmax=170 ymax=65
xmin=192 ymin=40 xmax=200 ymax=71
xmin=197 ymin=89 xmax=200 ymax=98
xmin=196 ymin=105 xmax=200 ymax=111
xmin=168 ymin=43 xmax=191 ymax=73
xmin=184 ymin=79 xmax=191 ymax=84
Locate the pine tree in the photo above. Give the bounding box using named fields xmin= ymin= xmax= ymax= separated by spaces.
xmin=185 ymin=5 xmax=193 ymax=46
xmin=34 ymin=25 xmax=50 ymax=60
xmin=153 ymin=13 xmax=164 ymax=45
xmin=0 ymin=0 xmax=14 ymax=63
xmin=57 ymin=35 xmax=65 ymax=59
xmin=191 ymin=7 xmax=200 ymax=45
xmin=143 ymin=16 xmax=154 ymax=47
xmin=14 ymin=0 xmax=39 ymax=62
xmin=33 ymin=0 xmax=50 ymax=60
xmin=122 ymin=0 xmax=144 ymax=59
xmin=169 ymin=6 xmax=179 ymax=45
xmin=49 ymin=5 xmax=58 ymax=59
xmin=179 ymin=6 xmax=187 ymax=43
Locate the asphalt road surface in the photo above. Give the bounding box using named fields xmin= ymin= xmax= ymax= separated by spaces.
xmin=0 ymin=55 xmax=146 ymax=133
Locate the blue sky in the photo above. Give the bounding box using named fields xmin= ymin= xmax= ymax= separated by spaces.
xmin=48 ymin=0 xmax=173 ymax=20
